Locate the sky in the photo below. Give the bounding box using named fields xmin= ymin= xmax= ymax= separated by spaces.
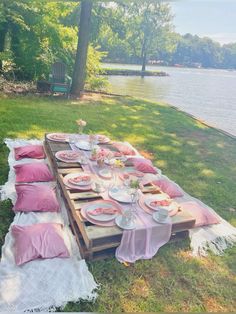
xmin=170 ymin=0 xmax=236 ymax=45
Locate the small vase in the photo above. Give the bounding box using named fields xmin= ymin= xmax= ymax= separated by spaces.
xmin=78 ymin=125 xmax=84 ymax=135
xmin=97 ymin=159 xmax=104 ymax=168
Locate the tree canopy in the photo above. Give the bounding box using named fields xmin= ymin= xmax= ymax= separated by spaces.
xmin=0 ymin=0 xmax=235 ymax=90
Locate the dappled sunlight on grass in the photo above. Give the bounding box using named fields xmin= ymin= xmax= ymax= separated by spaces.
xmin=130 ymin=278 xmax=151 ymax=298
xmin=194 ymin=120 xmax=209 ymax=129
xmin=155 ymin=159 xmax=167 ymax=168
xmin=156 ymin=144 xmax=181 ymax=154
xmin=8 ymin=125 xmax=46 ymax=139
xmin=200 ymin=168 xmax=216 ymax=177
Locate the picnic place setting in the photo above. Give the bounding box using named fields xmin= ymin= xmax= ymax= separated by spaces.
xmin=0 ymin=119 xmax=236 ymax=312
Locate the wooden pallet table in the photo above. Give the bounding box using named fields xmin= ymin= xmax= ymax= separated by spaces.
xmin=44 ymin=135 xmax=196 ymax=261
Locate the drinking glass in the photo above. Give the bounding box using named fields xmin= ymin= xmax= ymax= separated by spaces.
xmin=78 ymin=125 xmax=84 ymax=135
xmin=127 ymin=187 xmax=139 ymax=215
xmin=69 ymin=134 xmax=77 ymax=145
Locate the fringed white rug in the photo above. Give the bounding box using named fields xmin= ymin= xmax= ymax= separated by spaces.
xmin=0 ymin=139 xmax=98 ymax=312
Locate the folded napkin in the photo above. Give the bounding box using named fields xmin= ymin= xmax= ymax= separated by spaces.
xmin=150 ymin=199 xmax=171 ymax=207
xmin=69 ymin=175 xmax=90 ymax=184
xmin=88 ymin=207 xmax=119 ymax=216
xmin=50 ymin=133 xmax=67 ymax=140
xmin=122 ymin=171 xmax=144 ymax=179
xmin=60 ymin=152 xmax=80 ymax=160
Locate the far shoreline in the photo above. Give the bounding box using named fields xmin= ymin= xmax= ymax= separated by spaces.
xmin=102 ymin=62 xmax=236 ymax=72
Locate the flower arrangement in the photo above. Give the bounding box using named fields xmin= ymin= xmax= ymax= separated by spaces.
xmin=113 ymin=159 xmax=125 ymax=168
xmin=90 ymin=148 xmax=111 ymax=167
xmin=76 ymin=119 xmax=87 ymax=134
xmin=96 ymin=148 xmax=111 ymax=160
xmin=129 ymin=179 xmax=140 ymax=189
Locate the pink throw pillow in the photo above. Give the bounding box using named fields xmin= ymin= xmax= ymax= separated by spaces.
xmin=113 ymin=142 xmax=136 ymax=156
xmin=180 ymin=201 xmax=220 ymax=227
xmin=14 ymin=184 xmax=60 ymax=212
xmin=14 ymin=145 xmax=45 ymax=160
xmin=12 ymin=223 xmax=70 ymax=266
xmin=14 ymin=162 xmax=54 ymax=183
xmin=153 ymin=177 xmax=184 ymax=198
xmin=129 ymin=158 xmax=157 ymax=174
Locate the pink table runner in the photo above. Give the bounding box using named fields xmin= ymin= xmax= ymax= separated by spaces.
xmin=115 ymin=208 xmax=172 ymax=263
xmin=70 ymin=138 xmax=173 ymax=263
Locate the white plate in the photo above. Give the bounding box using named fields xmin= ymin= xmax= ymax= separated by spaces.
xmin=98 ymin=168 xmax=112 ymax=179
xmin=75 ymin=141 xmax=99 ymax=151
xmin=109 ymin=187 xmax=137 ymax=203
xmin=144 ymin=194 xmax=171 ymax=211
xmin=115 ymin=215 xmax=136 ymax=230
xmin=55 ymin=150 xmax=81 ymax=163
xmin=47 ymin=133 xmax=68 ymax=142
xmin=66 ymin=173 xmax=91 ymax=186
xmin=97 ymin=135 xmax=110 ymax=144
xmin=152 ymin=212 xmax=169 ymax=224
xmin=86 ymin=202 xmax=119 ymax=222
xmin=119 ymin=168 xmax=144 ymax=180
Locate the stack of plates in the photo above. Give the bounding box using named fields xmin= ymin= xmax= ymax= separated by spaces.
xmin=47 ymin=133 xmax=68 ymax=142
xmin=63 ymin=172 xmax=92 ymax=190
xmin=55 ymin=150 xmax=81 ymax=163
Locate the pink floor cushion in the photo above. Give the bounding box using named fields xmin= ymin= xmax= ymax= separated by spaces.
xmin=153 ymin=177 xmax=184 ymax=198
xmin=14 ymin=162 xmax=54 ymax=183
xmin=129 ymin=157 xmax=157 ymax=174
xmin=113 ymin=142 xmax=136 ymax=156
xmin=12 ymin=223 xmax=70 ymax=266
xmin=14 ymin=184 xmax=60 ymax=212
xmin=180 ymin=201 xmax=220 ymax=227
xmin=14 ymin=145 xmax=45 ymax=160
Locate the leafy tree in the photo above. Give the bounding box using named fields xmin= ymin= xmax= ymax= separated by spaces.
xmin=123 ymin=0 xmax=174 ymax=72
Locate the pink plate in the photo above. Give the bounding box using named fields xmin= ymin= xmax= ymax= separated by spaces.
xmin=55 ymin=150 xmax=81 ymax=163
xmin=80 ymin=199 xmax=123 ymax=226
xmin=138 ymin=194 xmax=179 ymax=217
xmin=97 ymin=134 xmax=110 ymax=144
xmin=63 ymin=173 xmax=92 ymax=191
xmin=47 ymin=133 xmax=68 ymax=142
xmin=119 ymin=169 xmax=144 ymax=181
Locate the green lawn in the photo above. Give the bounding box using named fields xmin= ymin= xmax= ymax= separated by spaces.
xmin=0 ymin=93 xmax=235 ymax=312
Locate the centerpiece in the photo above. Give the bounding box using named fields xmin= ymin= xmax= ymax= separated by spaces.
xmin=76 ymin=119 xmax=87 ymax=134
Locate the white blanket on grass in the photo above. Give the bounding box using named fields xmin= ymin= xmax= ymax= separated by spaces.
xmin=0 ymin=139 xmax=98 ymax=312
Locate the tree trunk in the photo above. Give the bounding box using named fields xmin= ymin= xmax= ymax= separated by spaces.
xmin=0 ymin=23 xmax=8 ymax=72
xmin=141 ymin=51 xmax=147 ymax=73
xmin=71 ymin=0 xmax=93 ymax=96
xmin=141 ymin=35 xmax=147 ymax=76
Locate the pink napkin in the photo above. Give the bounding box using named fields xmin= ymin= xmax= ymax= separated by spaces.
xmin=68 ymin=175 xmax=90 ymax=184
xmin=150 ymin=199 xmax=171 ymax=207
xmin=50 ymin=133 xmax=67 ymax=140
xmin=59 ymin=152 xmax=80 ymax=160
xmin=122 ymin=171 xmax=144 ymax=179
xmin=88 ymin=207 xmax=120 ymax=216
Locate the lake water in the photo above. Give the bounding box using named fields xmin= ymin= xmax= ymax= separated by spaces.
xmin=104 ymin=63 xmax=236 ymax=137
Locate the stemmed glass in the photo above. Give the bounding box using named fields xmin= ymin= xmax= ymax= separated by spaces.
xmin=128 ymin=187 xmax=139 ymax=215
xmin=89 ymin=134 xmax=97 ymax=151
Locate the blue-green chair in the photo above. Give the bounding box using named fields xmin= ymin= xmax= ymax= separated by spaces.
xmin=49 ymin=62 xmax=72 ymax=97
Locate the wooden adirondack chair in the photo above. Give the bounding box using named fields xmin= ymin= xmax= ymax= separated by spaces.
xmin=49 ymin=62 xmax=72 ymax=97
